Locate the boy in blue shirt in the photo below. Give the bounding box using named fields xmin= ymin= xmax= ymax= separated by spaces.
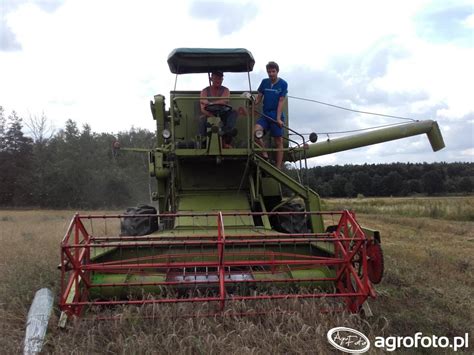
xmin=254 ymin=61 xmax=288 ymax=169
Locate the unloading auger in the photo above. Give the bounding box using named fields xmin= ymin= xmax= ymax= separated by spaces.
xmin=59 ymin=48 xmax=445 ymax=322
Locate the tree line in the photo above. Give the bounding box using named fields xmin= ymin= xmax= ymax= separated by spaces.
xmin=0 ymin=107 xmax=154 ymax=208
xmin=303 ymin=162 xmax=473 ymax=198
xmin=0 ymin=107 xmax=472 ymax=208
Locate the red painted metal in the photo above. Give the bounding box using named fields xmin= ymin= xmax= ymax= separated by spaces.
xmin=217 ymin=212 xmax=226 ymax=311
xmin=367 ymin=241 xmax=384 ymax=284
xmin=59 ymin=210 xmax=377 ymax=318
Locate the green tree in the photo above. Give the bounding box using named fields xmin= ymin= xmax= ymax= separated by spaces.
xmin=317 ymin=182 xmax=333 ymax=197
xmin=331 ymin=175 xmax=348 ymax=197
xmin=344 ymin=181 xmax=355 ymax=197
xmin=352 ymin=171 xmax=371 ymax=196
xmin=0 ymin=111 xmax=33 ymax=205
xmin=422 ymin=170 xmax=445 ymax=195
xmin=382 ymin=171 xmax=403 ymax=196
xmin=458 ymin=177 xmax=473 ymax=193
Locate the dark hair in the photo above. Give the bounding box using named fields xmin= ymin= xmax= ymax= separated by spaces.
xmin=211 ymin=70 xmax=224 ymax=77
xmin=266 ymin=61 xmax=279 ymax=72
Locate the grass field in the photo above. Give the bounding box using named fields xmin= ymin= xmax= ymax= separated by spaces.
xmin=1 ymin=197 xmax=473 ymax=354
xmin=323 ymin=196 xmax=474 ymax=222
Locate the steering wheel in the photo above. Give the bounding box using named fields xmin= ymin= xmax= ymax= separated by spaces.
xmin=205 ymin=103 xmax=232 ymax=117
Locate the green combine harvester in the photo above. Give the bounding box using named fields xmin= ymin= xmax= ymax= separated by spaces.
xmin=59 ymin=48 xmax=445 ymax=322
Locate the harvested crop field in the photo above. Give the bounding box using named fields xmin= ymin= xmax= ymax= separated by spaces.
xmin=1 ymin=197 xmax=472 ymax=354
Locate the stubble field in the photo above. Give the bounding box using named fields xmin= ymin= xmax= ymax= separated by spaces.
xmin=0 ymin=196 xmax=472 ymax=354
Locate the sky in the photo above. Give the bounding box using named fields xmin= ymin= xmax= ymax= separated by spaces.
xmin=0 ymin=0 xmax=473 ymax=166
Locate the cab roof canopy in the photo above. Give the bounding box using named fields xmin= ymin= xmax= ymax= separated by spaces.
xmin=167 ymin=48 xmax=255 ymax=74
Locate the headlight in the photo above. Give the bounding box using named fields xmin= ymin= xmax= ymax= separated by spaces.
xmin=255 ymin=130 xmax=264 ymax=139
xmin=162 ymin=129 xmax=171 ymax=139
xmin=309 ymin=132 xmax=318 ymax=143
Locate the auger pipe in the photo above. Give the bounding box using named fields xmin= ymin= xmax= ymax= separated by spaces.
xmin=288 ymin=120 xmax=445 ymax=161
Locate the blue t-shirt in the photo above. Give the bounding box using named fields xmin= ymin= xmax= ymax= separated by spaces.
xmin=258 ymin=78 xmax=288 ymax=117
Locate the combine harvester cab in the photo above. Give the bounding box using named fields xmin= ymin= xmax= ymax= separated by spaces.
xmin=59 ymin=48 xmax=445 ymax=322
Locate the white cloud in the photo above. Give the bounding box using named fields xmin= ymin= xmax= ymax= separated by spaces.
xmin=464 ymin=13 xmax=474 ymax=28
xmin=0 ymin=0 xmax=472 ymax=164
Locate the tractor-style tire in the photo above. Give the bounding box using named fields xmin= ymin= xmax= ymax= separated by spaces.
xmin=270 ymin=202 xmax=309 ymax=234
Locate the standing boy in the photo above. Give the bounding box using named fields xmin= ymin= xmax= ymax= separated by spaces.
xmin=254 ymin=61 xmax=288 ymax=169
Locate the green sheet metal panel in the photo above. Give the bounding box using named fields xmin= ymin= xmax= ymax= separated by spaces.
xmin=171 ymin=91 xmax=256 ymax=150
xmin=89 ymin=273 xmax=166 ymax=298
xmin=177 ymin=159 xmax=249 ymax=191
xmin=176 ymin=191 xmax=254 ymax=228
